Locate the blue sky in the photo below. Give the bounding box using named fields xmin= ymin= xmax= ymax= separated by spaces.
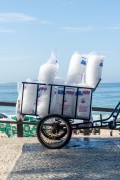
xmin=0 ymin=0 xmax=120 ymax=83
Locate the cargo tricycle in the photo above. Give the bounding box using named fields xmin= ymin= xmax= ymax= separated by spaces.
xmin=20 ymin=80 xmax=120 ymax=149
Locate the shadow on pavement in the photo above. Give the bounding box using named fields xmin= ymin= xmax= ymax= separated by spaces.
xmin=7 ymin=137 xmax=120 ymax=180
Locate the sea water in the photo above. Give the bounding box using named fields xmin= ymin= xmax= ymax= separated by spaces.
xmin=0 ymin=83 xmax=17 ymax=115
xmin=92 ymin=83 xmax=120 ymax=119
xmin=0 ymin=82 xmax=120 ymax=119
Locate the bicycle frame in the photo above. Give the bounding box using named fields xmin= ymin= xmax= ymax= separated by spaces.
xmin=70 ymin=101 xmax=120 ymax=130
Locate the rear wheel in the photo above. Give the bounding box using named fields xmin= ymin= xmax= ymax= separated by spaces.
xmin=37 ymin=114 xmax=72 ymax=149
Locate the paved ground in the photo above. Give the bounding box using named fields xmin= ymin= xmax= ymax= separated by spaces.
xmin=3 ymin=137 xmax=120 ymax=180
xmin=0 ymin=138 xmax=38 ymax=180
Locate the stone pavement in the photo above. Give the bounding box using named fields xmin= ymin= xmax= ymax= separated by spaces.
xmin=0 ymin=138 xmax=38 ymax=180
xmin=1 ymin=137 xmax=120 ymax=180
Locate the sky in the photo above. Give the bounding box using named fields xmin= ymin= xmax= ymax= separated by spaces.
xmin=0 ymin=0 xmax=120 ymax=83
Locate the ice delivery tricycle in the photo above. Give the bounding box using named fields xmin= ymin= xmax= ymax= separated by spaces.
xmin=19 ymin=80 xmax=120 ymax=149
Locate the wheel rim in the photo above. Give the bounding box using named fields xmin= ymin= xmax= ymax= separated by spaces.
xmin=37 ymin=115 xmax=71 ymax=148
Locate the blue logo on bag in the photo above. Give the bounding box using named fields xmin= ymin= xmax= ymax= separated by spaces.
xmin=81 ymin=59 xmax=86 ymax=65
xmin=58 ymin=90 xmax=64 ymax=94
xmin=99 ymin=60 xmax=103 ymax=67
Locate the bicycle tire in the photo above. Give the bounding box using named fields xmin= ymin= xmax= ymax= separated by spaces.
xmin=37 ymin=114 xmax=72 ymax=149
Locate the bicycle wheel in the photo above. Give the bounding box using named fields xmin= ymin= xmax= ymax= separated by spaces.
xmin=40 ymin=117 xmax=67 ymax=140
xmin=41 ymin=126 xmax=67 ymax=140
xmin=37 ymin=114 xmax=72 ymax=149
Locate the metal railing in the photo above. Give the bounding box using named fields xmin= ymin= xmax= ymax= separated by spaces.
xmin=0 ymin=101 xmax=119 ymax=137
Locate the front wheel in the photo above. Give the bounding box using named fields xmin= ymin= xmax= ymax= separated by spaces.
xmin=37 ymin=114 xmax=72 ymax=149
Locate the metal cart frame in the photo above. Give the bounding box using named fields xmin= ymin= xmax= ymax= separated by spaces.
xmin=20 ymin=81 xmax=120 ymax=149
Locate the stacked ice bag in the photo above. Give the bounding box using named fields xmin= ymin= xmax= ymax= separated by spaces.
xmin=16 ymin=50 xmax=104 ymax=119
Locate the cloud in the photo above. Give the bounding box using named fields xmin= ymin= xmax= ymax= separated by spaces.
xmin=61 ymin=25 xmax=120 ymax=32
xmin=0 ymin=56 xmax=38 ymax=61
xmin=97 ymin=25 xmax=120 ymax=30
xmin=38 ymin=19 xmax=53 ymax=25
xmin=61 ymin=26 xmax=93 ymax=32
xmin=69 ymin=1 xmax=74 ymax=5
xmin=0 ymin=12 xmax=53 ymax=26
xmin=0 ymin=12 xmax=36 ymax=23
xmin=108 ymin=25 xmax=120 ymax=30
xmin=0 ymin=29 xmax=15 ymax=33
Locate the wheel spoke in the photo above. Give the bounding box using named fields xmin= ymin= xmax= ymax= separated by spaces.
xmin=37 ymin=114 xmax=72 ymax=149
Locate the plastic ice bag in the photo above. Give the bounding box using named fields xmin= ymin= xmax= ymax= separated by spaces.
xmin=50 ymin=86 xmax=76 ymax=117
xmin=38 ymin=50 xmax=59 ymax=84
xmin=16 ymin=79 xmax=37 ymax=115
xmin=16 ymin=81 xmax=23 ymax=114
xmin=37 ymin=85 xmax=50 ymax=117
xmin=49 ymin=77 xmax=65 ymax=113
xmin=54 ymin=76 xmax=65 ymax=85
xmin=67 ymin=52 xmax=87 ymax=85
xmin=85 ymin=53 xmax=104 ymax=88
xmin=22 ymin=81 xmax=37 ymax=114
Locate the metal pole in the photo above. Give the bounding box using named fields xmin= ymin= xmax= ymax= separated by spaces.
xmin=17 ymin=113 xmax=23 ymax=137
xmin=17 ymin=99 xmax=23 ymax=137
xmin=83 ymin=120 xmax=91 ymax=136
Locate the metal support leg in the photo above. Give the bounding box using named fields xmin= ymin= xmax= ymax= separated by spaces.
xmin=17 ymin=113 xmax=23 ymax=137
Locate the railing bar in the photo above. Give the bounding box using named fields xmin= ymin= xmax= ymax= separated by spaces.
xmin=0 ymin=102 xmax=16 ymax=106
xmin=0 ymin=101 xmax=118 ymax=113
xmin=0 ymin=121 xmax=17 ymax=124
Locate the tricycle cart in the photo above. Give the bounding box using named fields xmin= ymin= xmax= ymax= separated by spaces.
xmin=19 ymin=81 xmax=120 ymax=149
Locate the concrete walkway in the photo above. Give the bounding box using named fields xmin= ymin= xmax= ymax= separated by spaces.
xmin=0 ymin=138 xmax=38 ymax=180
xmin=0 ymin=136 xmax=120 ymax=180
